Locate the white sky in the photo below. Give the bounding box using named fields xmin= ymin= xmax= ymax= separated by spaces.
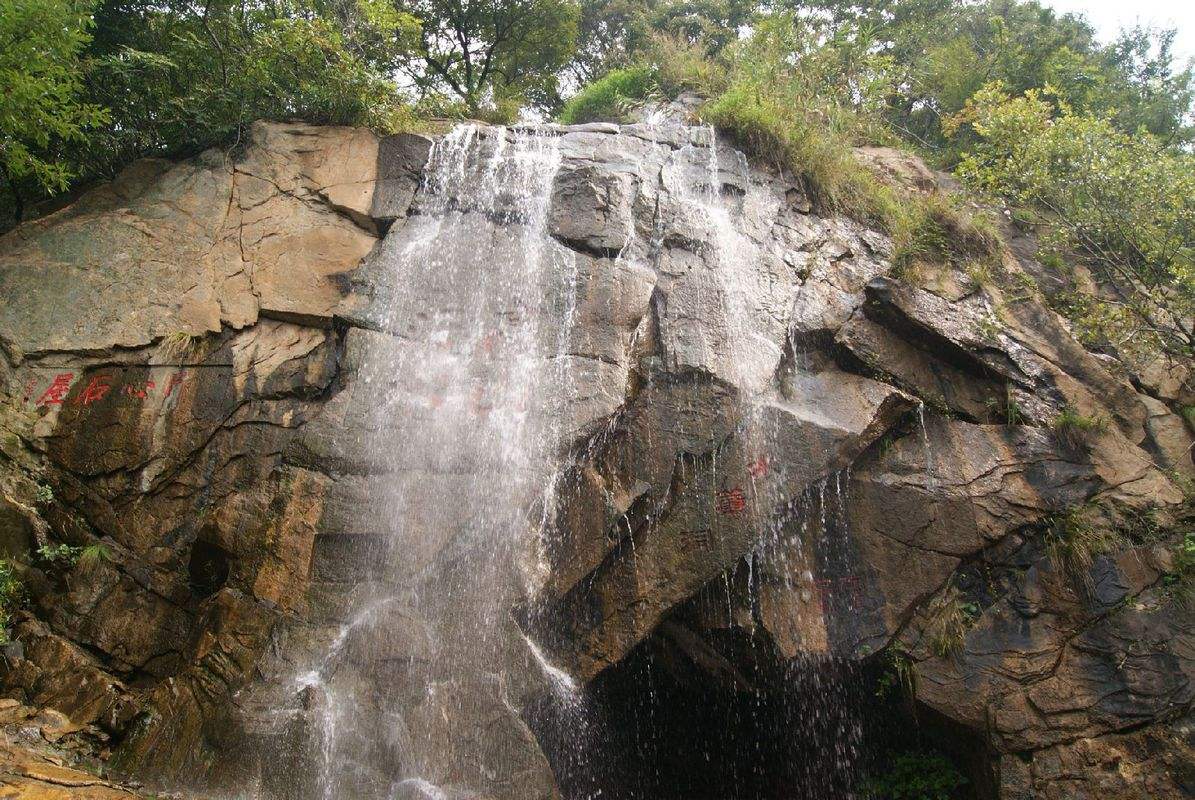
xmin=1041 ymin=0 xmax=1195 ymax=63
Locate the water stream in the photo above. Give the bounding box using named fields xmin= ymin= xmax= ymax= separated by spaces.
xmin=267 ymin=120 xmax=871 ymax=800
xmin=289 ymin=123 xmax=581 ymax=799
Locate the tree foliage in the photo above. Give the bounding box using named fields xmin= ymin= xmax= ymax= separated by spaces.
xmin=950 ymin=84 xmax=1194 ymax=360
xmin=407 ymin=0 xmax=580 ymax=116
xmin=1 ymin=0 xmax=421 ymax=226
xmin=80 ymin=0 xmax=419 ymax=176
xmin=0 ymin=0 xmax=108 ymax=215
xmin=791 ymin=0 xmax=1195 ymax=153
xmin=3 ymin=0 xmax=1195 ymax=375
xmin=556 ymin=1 xmax=1193 ymax=366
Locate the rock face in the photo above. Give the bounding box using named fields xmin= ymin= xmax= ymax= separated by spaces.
xmin=0 ymin=118 xmax=1191 ymax=800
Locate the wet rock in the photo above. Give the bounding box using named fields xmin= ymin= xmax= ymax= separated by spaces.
xmin=526 ymin=366 xmax=914 ymax=680
xmin=549 ymin=165 xmax=636 ymax=254
xmin=0 ymin=117 xmax=1191 ymax=800
xmin=371 ymin=133 xmax=434 ymax=229
xmin=0 ymin=739 xmax=148 ymax=799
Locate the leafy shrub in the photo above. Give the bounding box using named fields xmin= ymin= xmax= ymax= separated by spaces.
xmin=0 ymin=0 xmax=109 ymax=202
xmin=3 ymin=0 xmax=422 ymax=230
xmin=950 ymin=83 xmax=1195 ymax=364
xmin=559 ymin=66 xmax=655 ymax=124
xmin=37 ymin=542 xmax=81 ymax=566
xmin=862 ymin=752 xmax=967 ymax=800
xmin=0 ymin=561 xmax=23 ymax=644
xmin=875 ymin=645 xmax=916 ymax=700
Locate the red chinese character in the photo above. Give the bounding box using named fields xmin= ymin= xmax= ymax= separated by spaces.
xmin=36 ymin=373 xmax=75 ymax=405
xmin=813 ymin=578 xmax=834 ymax=603
xmin=470 ymin=385 xmax=492 ymax=417
xmin=123 ymin=380 xmax=156 ymax=399
xmin=715 ymin=487 xmax=747 ymax=514
xmin=477 ymin=331 xmax=500 ymax=356
xmin=839 ymin=575 xmax=863 ymax=604
xmin=164 ymin=371 xmax=187 ymax=398
xmin=74 ymin=375 xmax=112 ymax=406
xmin=747 ymin=455 xmax=770 ymax=478
xmin=21 ymin=377 xmax=38 ymax=403
xmin=812 ymin=576 xmax=863 ymax=606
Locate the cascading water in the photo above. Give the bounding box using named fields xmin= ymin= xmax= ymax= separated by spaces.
xmin=251 ymin=118 xmax=885 ymax=800
xmin=526 ymin=124 xmax=871 ymax=800
xmin=285 ymin=124 xmax=581 ymax=799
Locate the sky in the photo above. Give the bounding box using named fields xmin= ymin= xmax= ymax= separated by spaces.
xmin=1041 ymin=0 xmax=1195 ymax=63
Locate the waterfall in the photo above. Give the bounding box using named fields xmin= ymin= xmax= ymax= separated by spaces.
xmin=291 ymin=124 xmax=580 ymax=800
xmin=248 ymin=118 xmax=874 ymax=800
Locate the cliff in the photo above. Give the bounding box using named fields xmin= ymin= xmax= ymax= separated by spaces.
xmin=0 ymin=118 xmax=1190 ymax=800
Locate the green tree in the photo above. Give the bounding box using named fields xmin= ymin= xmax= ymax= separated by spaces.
xmin=566 ymin=0 xmax=656 ymax=84
xmin=78 ymin=0 xmax=418 ymax=177
xmin=950 ymin=83 xmax=1195 ymax=362
xmin=0 ymin=0 xmax=421 ymax=230
xmin=563 ymin=0 xmax=751 ymax=86
xmin=646 ymin=0 xmax=752 ymax=52
xmin=0 ymin=0 xmax=108 ymax=221
xmin=406 ymin=0 xmax=580 ymax=115
xmin=790 ymin=0 xmax=1194 ymax=153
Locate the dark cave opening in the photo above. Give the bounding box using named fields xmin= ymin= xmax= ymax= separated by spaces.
xmin=188 ymin=539 xmax=231 ymax=598
xmin=530 ymin=634 xmax=988 ymax=800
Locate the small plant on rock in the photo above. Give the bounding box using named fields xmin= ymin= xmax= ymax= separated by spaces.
xmin=0 ymin=560 xmax=23 ymax=644
xmin=37 ymin=542 xmax=81 ymax=567
xmin=160 ymin=331 xmax=200 ymax=358
xmin=875 ymin=644 xmax=916 ymax=700
xmin=1050 ymin=406 xmax=1108 ymax=450
xmin=985 ymin=391 xmax=1023 ymax=425
xmin=925 ymin=579 xmax=980 ymax=657
xmin=1163 ymin=530 xmax=1194 ymax=608
xmin=1043 ymin=506 xmax=1120 ymax=592
xmin=77 ymin=543 xmax=112 ymax=568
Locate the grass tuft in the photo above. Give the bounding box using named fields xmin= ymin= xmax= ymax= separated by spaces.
xmin=78 ymin=543 xmax=112 ymax=568
xmin=1043 ymin=506 xmax=1120 ymax=592
xmin=924 ymin=579 xmax=979 ymax=657
xmin=703 ymin=85 xmax=898 ymax=225
xmin=1051 ymin=406 xmax=1109 ymax=451
xmin=700 ymin=86 xmax=1002 ymax=278
xmin=558 ymin=66 xmax=656 ymax=125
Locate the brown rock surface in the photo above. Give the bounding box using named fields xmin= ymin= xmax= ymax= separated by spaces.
xmin=0 ymin=116 xmax=1190 ymax=800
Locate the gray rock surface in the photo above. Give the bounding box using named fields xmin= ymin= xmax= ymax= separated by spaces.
xmin=0 ymin=118 xmax=1190 ymax=800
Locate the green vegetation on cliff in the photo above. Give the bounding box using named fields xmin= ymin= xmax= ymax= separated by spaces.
xmin=555 ymin=0 xmax=1193 ymax=365
xmin=1 ymin=0 xmax=1192 ymax=368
